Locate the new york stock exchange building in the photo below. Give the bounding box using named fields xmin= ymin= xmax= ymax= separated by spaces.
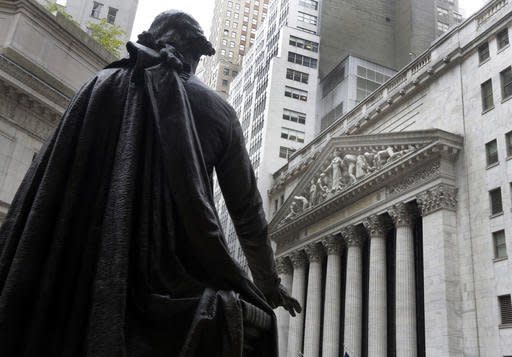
xmin=268 ymin=1 xmax=512 ymax=356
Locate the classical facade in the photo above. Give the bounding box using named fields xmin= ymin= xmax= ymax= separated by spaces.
xmin=269 ymin=0 xmax=512 ymax=356
xmin=0 ymin=0 xmax=114 ymax=223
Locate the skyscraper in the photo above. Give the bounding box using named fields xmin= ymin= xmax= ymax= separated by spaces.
xmin=200 ymin=0 xmax=270 ymax=97
xmin=216 ymin=0 xmax=461 ymax=268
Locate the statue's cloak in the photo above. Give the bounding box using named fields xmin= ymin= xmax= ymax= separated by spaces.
xmin=0 ymin=43 xmax=277 ymax=356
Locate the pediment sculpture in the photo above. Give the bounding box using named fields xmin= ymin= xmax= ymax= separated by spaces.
xmin=280 ymin=144 xmax=419 ymax=225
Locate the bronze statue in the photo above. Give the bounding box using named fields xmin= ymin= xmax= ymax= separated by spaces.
xmin=0 ymin=10 xmax=299 ymax=356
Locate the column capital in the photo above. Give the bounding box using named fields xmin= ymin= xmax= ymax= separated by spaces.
xmin=276 ymin=256 xmax=293 ymax=275
xmin=341 ymin=225 xmax=365 ymax=247
xmin=305 ymin=242 xmax=325 ymax=263
xmin=289 ymin=250 xmax=307 ymax=268
xmin=417 ymin=184 xmax=457 ymax=216
xmin=388 ymin=202 xmax=417 ymax=228
xmin=321 ymin=235 xmax=344 ymax=255
xmin=362 ymin=214 xmax=388 ymax=238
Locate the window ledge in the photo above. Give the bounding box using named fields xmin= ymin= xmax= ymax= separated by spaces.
xmin=482 ymin=106 xmax=495 ymax=115
xmin=490 ymin=212 xmax=504 ymax=219
xmin=493 ymin=256 xmax=508 ymax=263
xmin=486 ymin=162 xmax=500 ymax=169
xmin=499 ymin=323 xmax=512 ymax=329
xmin=479 ymin=58 xmax=490 ymax=66
xmin=501 ymin=95 xmax=512 ymax=104
xmin=497 ymin=44 xmax=510 ymax=54
xmin=507 ymin=155 xmax=512 ymax=161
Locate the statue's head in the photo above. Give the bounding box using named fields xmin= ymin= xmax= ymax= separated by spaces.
xmin=137 ymin=10 xmax=215 ymax=64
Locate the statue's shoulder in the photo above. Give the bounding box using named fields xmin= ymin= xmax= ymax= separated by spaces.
xmin=185 ymin=75 xmax=237 ymax=122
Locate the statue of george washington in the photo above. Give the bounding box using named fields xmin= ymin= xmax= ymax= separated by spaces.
xmin=0 ymin=10 xmax=300 ymax=356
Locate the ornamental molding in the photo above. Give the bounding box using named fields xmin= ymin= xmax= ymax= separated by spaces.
xmin=321 ymin=235 xmax=344 ymax=255
xmin=0 ymin=55 xmax=71 ymax=109
xmin=304 ymin=242 xmax=324 ymax=262
xmin=341 ymin=225 xmax=366 ymax=247
xmin=269 ymin=130 xmax=463 ymax=243
xmin=275 ymin=256 xmax=293 ymax=275
xmin=362 ymin=214 xmax=389 ymax=238
xmin=387 ymin=160 xmax=441 ymax=195
xmin=417 ymin=184 xmax=458 ymax=216
xmin=288 ymin=250 xmax=307 ymax=268
xmin=388 ymin=202 xmax=418 ymax=228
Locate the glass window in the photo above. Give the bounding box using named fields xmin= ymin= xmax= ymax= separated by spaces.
xmin=486 ymin=139 xmax=499 ymax=166
xmin=498 ymin=295 xmax=512 ymax=325
xmin=506 ymin=131 xmax=512 ymax=157
xmin=481 ymin=79 xmax=494 ymax=111
xmin=223 ymin=68 xmax=230 ymax=75
xmin=224 ymin=29 xmax=229 ymax=36
xmin=288 ymin=51 xmax=318 ymax=68
xmin=226 ymin=10 xmax=232 ymax=17
xmin=221 ymin=49 xmax=226 ymax=56
xmin=497 ymin=28 xmax=509 ymax=50
xmin=228 ymin=1 xmax=233 ymax=7
xmin=232 ymin=71 xmax=238 ymax=77
xmin=297 ymin=11 xmax=317 ymax=25
xmin=489 ymin=187 xmax=503 ymax=216
xmin=299 ymin=0 xmax=318 ymax=10
xmin=222 ymin=39 xmax=228 ymax=46
xmin=231 ymin=31 xmax=236 ymax=38
xmin=286 ymin=68 xmax=309 ymax=84
xmin=225 ymin=19 xmax=230 ymax=26
xmin=230 ymin=41 xmax=235 ymax=48
xmin=107 ymin=7 xmax=118 ymax=24
xmin=234 ymin=12 xmax=239 ymax=19
xmin=478 ymin=42 xmax=490 ymax=63
xmin=437 ymin=6 xmax=449 ymax=16
xmin=437 ymin=21 xmax=449 ymax=32
xmin=228 ymin=51 xmax=234 ymax=58
xmin=289 ymin=36 xmax=319 ymax=52
xmin=493 ymin=230 xmax=507 ymax=259
xmin=500 ymin=66 xmax=512 ymax=100
xmin=222 ymin=79 xmax=228 ymax=87
xmin=282 ymin=108 xmax=306 ymax=124
xmin=280 ymin=127 xmax=305 ymax=143
xmin=235 ymin=3 xmax=240 ymax=10
xmin=232 ymin=22 xmax=238 ymax=28
xmin=279 ymin=146 xmax=296 ymax=159
xmin=91 ymin=1 xmax=103 ymax=18
xmin=284 ymin=86 xmax=308 ymax=101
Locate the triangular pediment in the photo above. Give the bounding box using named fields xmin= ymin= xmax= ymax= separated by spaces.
xmin=269 ymin=129 xmax=463 ymax=232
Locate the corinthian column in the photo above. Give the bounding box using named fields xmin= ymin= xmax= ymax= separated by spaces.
xmin=276 ymin=256 xmax=293 ymax=357
xmin=303 ymin=243 xmax=324 ymax=357
xmin=363 ymin=214 xmax=388 ymax=357
xmin=417 ymin=184 xmax=463 ymax=356
xmin=287 ymin=250 xmax=307 ymax=357
xmin=388 ymin=202 xmax=418 ymax=357
xmin=341 ymin=225 xmax=365 ymax=357
xmin=321 ymin=235 xmax=344 ymax=357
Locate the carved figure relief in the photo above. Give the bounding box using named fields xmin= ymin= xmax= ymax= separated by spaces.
xmin=278 ymin=144 xmax=420 ymax=226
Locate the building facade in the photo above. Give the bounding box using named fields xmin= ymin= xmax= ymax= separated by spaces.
xmin=0 ymin=0 xmax=115 ymax=223
xmin=200 ymin=0 xmax=270 ymax=97
xmin=269 ymin=0 xmax=512 ymax=355
xmin=319 ymin=0 xmax=463 ymax=80
xmin=36 ymin=0 xmax=138 ymax=43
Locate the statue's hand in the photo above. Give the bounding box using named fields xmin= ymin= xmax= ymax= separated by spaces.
xmin=262 ymin=283 xmax=302 ymax=317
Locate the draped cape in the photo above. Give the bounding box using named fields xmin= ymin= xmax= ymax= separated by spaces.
xmin=0 ymin=42 xmax=277 ymax=356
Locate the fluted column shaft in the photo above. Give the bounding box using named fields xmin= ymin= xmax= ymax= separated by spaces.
xmin=342 ymin=225 xmax=365 ymax=357
xmin=389 ymin=203 xmax=418 ymax=357
xmin=321 ymin=236 xmax=344 ymax=357
xmin=287 ymin=250 xmax=307 ymax=357
xmin=276 ymin=257 xmax=293 ymax=357
xmin=303 ymin=243 xmax=324 ymax=357
xmin=364 ymin=215 xmax=388 ymax=356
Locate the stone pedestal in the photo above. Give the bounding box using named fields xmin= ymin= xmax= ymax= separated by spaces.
xmin=341 ymin=225 xmax=365 ymax=357
xmin=363 ymin=215 xmax=388 ymax=356
xmin=303 ymin=243 xmax=324 ymax=357
xmin=287 ymin=250 xmax=307 ymax=357
xmin=417 ymin=185 xmax=463 ymax=356
xmin=389 ymin=202 xmax=418 ymax=357
xmin=321 ymin=235 xmax=344 ymax=357
xmin=276 ymin=256 xmax=293 ymax=357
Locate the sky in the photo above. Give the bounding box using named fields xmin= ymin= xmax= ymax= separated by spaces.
xmin=130 ymin=0 xmax=489 ymax=41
